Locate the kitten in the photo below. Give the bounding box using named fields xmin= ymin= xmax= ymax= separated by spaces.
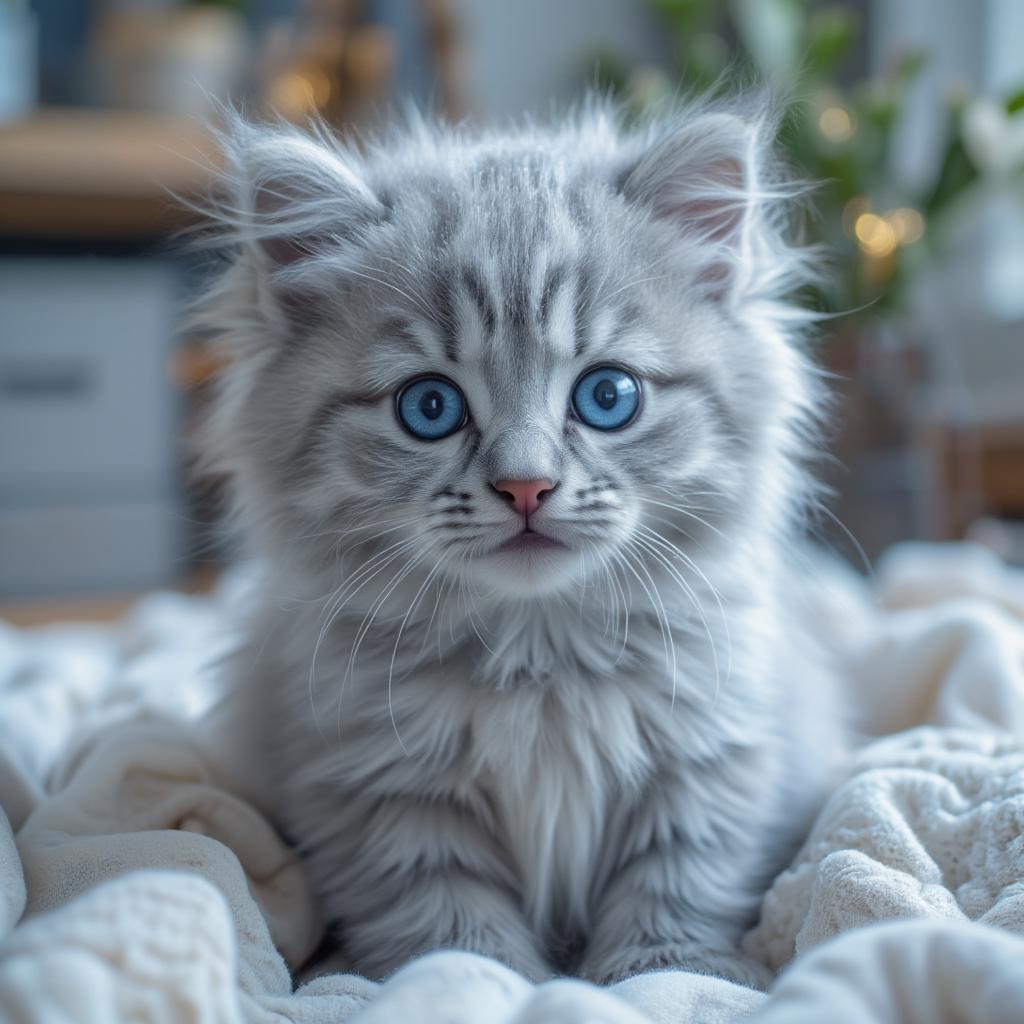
xmin=198 ymin=97 xmax=846 ymax=988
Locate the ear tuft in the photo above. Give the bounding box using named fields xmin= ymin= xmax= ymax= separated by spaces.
xmin=621 ymin=111 xmax=764 ymax=294
xmin=226 ymin=124 xmax=384 ymax=271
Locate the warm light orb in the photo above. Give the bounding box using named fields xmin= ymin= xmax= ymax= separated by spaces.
xmin=854 ymin=212 xmax=897 ymax=257
xmin=818 ymin=106 xmax=854 ymax=142
xmin=888 ymin=207 xmax=926 ymax=245
xmin=842 ymin=196 xmax=871 ymax=237
xmin=267 ymin=69 xmax=332 ymax=119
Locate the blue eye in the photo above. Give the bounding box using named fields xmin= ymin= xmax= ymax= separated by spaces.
xmin=396 ymin=376 xmax=467 ymax=440
xmin=571 ymin=366 xmax=641 ymax=431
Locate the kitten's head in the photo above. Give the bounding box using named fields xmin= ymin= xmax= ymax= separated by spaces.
xmin=200 ymin=99 xmax=820 ymax=604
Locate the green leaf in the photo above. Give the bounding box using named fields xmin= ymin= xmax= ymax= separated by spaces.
xmin=804 ymin=6 xmax=858 ymax=78
xmin=1005 ymin=87 xmax=1024 ymax=115
xmin=893 ymin=51 xmax=928 ymax=84
xmin=921 ymin=137 xmax=978 ymax=217
xmin=651 ymin=0 xmax=717 ymax=33
xmin=688 ymin=32 xmax=731 ymax=82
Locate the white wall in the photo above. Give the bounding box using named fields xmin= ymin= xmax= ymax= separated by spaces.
xmin=459 ymin=0 xmax=670 ymax=120
xmin=872 ymin=0 xmax=1024 ymax=426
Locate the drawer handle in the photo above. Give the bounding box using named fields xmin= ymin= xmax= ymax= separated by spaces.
xmin=0 ymin=359 xmax=93 ymax=399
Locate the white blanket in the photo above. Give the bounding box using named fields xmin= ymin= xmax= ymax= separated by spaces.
xmin=1 ymin=543 xmax=1023 ymax=1023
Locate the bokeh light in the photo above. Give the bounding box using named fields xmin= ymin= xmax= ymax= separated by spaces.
xmin=855 ymin=212 xmax=898 ymax=258
xmin=818 ymin=106 xmax=855 ymax=142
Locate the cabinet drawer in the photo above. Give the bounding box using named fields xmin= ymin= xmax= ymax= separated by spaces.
xmin=0 ymin=258 xmax=180 ymax=496
xmin=0 ymin=498 xmax=183 ymax=597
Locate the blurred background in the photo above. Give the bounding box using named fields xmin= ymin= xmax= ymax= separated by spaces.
xmin=1 ymin=0 xmax=1022 ymax=623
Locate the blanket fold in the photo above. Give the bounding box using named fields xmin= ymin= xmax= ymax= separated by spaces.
xmin=15 ymin=720 xmax=322 ymax=974
xmin=0 ymin=809 xmax=25 ymax=943
xmin=1 ymin=542 xmax=1023 ymax=1022
xmin=746 ymin=727 xmax=1024 ymax=969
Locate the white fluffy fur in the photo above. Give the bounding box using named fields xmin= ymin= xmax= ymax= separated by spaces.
xmin=198 ymin=97 xmax=847 ymax=988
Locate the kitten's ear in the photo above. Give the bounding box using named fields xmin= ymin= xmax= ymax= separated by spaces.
xmin=620 ymin=112 xmax=762 ymax=293
xmin=230 ymin=126 xmax=385 ymax=272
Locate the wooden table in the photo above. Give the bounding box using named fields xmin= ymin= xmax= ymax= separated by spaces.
xmin=0 ymin=107 xmax=218 ymax=241
xmin=926 ymin=418 xmax=1024 ymax=539
xmin=0 ymin=567 xmax=220 ymax=628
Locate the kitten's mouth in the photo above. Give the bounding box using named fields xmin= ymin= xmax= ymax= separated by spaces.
xmin=494 ymin=528 xmax=568 ymax=554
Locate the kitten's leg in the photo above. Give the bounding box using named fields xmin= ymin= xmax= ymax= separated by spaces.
xmin=578 ymin=787 xmax=775 ymax=990
xmin=580 ymin=870 xmax=774 ymax=989
xmin=311 ymin=795 xmax=551 ymax=981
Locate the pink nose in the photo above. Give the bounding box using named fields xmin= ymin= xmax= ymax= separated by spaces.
xmin=493 ymin=478 xmax=557 ymax=518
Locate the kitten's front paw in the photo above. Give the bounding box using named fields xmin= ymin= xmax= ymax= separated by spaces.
xmin=477 ymin=942 xmax=553 ymax=984
xmin=439 ymin=925 xmax=553 ymax=984
xmin=582 ymin=943 xmax=773 ymax=990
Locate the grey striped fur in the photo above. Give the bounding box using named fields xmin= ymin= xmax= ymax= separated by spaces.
xmin=197 ymin=97 xmax=847 ymax=987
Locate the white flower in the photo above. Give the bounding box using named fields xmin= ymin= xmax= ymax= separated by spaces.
xmin=962 ymin=98 xmax=1024 ymax=175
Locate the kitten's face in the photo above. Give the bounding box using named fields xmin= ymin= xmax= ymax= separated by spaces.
xmin=221 ymin=112 xmax=810 ymax=604
xmin=303 ymin=244 xmax=743 ymax=599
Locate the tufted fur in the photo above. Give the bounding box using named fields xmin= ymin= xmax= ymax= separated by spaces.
xmin=197 ymin=96 xmax=848 ymax=987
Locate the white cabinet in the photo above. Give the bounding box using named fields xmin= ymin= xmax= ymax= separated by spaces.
xmin=0 ymin=257 xmax=185 ymax=596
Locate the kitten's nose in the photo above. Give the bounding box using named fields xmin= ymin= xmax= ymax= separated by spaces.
xmin=492 ymin=479 xmax=558 ymax=519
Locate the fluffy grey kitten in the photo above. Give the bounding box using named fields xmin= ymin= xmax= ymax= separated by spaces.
xmin=199 ymin=97 xmax=846 ymax=989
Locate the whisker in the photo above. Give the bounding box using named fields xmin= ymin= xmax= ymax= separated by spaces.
xmin=337 ymin=550 xmax=426 ymax=739
xmin=635 ymin=496 xmax=727 ymax=541
xmin=637 ymin=523 xmax=733 ymax=689
xmin=633 ymin=531 xmax=722 ymax=706
xmin=342 ymin=263 xmax=437 ymax=322
xmin=811 ymin=502 xmax=874 ymax=578
xmin=611 ymin=555 xmax=632 ymax=662
xmin=318 ymin=535 xmax=419 ymax=631
xmin=418 ymin=561 xmax=453 ymax=661
xmin=387 ymin=554 xmax=449 ymax=756
xmin=308 ymin=536 xmax=419 ymax=737
xmin=598 ymin=544 xmax=630 ymax=655
xmin=620 ymin=539 xmax=676 ymax=702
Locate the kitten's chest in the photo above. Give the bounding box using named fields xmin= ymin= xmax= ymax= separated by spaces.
xmin=467 ymin=677 xmax=661 ymax=937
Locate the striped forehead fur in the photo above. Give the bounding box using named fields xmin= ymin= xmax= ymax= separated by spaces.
xmin=198 ymin=96 xmax=817 ymax=317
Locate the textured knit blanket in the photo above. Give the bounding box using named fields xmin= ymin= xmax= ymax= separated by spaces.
xmin=1 ymin=542 xmax=1023 ymax=1022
